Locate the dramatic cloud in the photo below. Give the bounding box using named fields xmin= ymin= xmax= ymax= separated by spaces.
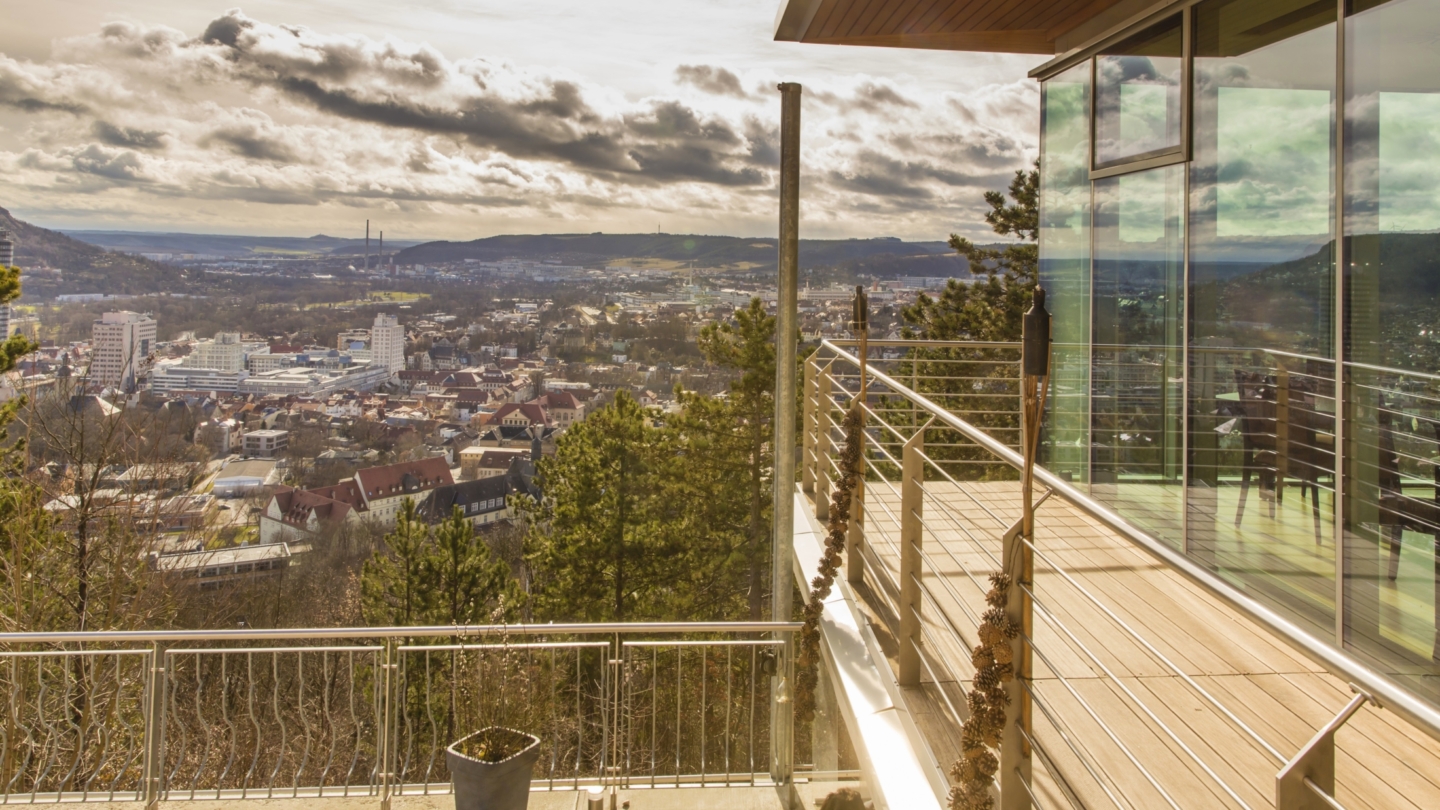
xmin=675 ymin=65 xmax=749 ymax=98
xmin=0 ymin=8 xmax=1040 ymax=239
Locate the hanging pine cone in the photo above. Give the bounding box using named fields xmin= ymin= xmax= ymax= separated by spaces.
xmin=796 ymin=404 xmax=867 ymax=732
xmin=950 ymin=566 xmax=1017 ymax=810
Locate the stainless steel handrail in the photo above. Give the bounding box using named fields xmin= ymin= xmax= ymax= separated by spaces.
xmin=817 ymin=338 xmax=1440 ymax=744
xmin=0 ymin=622 xmax=803 ymax=645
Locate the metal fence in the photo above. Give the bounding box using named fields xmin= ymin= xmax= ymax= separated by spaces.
xmin=0 ymin=622 xmax=798 ymax=805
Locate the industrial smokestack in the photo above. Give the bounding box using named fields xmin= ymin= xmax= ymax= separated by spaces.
xmin=365 ymin=220 xmax=370 ymax=271
xmin=379 ymin=231 xmax=383 ymax=269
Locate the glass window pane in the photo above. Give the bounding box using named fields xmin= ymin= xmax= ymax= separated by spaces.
xmin=1095 ymin=14 xmax=1183 ymax=167
xmin=1188 ymin=0 xmax=1337 ymax=641
xmin=1343 ymin=0 xmax=1440 ymax=705
xmin=1039 ymin=62 xmax=1091 ymax=483
xmin=1091 ymin=165 xmax=1185 ymax=546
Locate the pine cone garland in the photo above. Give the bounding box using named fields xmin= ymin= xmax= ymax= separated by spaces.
xmin=950 ymin=567 xmax=1018 ymax=810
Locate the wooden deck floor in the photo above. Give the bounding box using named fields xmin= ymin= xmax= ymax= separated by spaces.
xmin=825 ymin=480 xmax=1440 ymax=809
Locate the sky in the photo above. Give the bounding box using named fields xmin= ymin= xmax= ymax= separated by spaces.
xmin=0 ymin=2 xmax=1045 ymax=242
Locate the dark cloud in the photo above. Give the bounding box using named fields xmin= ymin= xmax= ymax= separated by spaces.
xmin=92 ymin=120 xmax=168 ymax=150
xmin=70 ymin=145 xmax=149 ymax=182
xmin=675 ymin=65 xmax=747 ymax=98
xmin=848 ymin=82 xmax=918 ymax=113
xmin=828 ymin=150 xmax=1007 ymax=201
xmin=204 ymin=129 xmax=297 ymax=162
xmin=200 ymin=13 xmax=254 ymax=48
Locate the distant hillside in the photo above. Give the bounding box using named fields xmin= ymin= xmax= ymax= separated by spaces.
xmin=0 ymin=207 xmax=189 ymax=298
xmin=63 ymin=230 xmax=424 ymax=258
xmin=394 ymin=233 xmax=972 ymax=276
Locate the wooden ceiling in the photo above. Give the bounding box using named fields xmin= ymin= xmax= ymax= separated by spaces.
xmin=773 ymin=0 xmax=1138 ymax=54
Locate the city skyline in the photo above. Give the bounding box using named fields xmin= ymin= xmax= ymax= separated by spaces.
xmin=0 ymin=2 xmax=1044 ymax=242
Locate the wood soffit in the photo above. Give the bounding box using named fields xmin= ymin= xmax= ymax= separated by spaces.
xmin=774 ymin=0 xmax=1137 ymax=54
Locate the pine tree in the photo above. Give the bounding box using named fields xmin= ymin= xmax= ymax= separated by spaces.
xmin=361 ymin=498 xmax=432 ymax=625
xmin=523 ymin=390 xmax=674 ymax=622
xmin=428 ymin=506 xmax=516 ymax=625
xmin=694 ymin=297 xmax=775 ymax=619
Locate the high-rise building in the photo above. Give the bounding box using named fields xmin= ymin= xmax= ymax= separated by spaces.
xmin=370 ymin=313 xmax=404 ymax=379
xmin=0 ymin=230 xmax=15 ymax=339
xmin=91 ymin=311 xmax=157 ymax=392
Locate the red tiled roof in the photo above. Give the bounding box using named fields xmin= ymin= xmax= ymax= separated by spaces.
xmin=534 ymin=391 xmax=579 ymax=410
xmin=354 ymin=456 xmax=454 ymax=502
xmin=493 ymin=402 xmax=547 ymax=425
xmin=269 ymin=485 xmax=358 ymax=529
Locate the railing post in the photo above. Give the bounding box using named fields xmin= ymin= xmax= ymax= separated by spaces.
xmin=1003 ymin=288 xmax=1050 ymax=810
xmin=899 ymin=419 xmax=931 ymax=687
xmin=379 ymin=639 xmax=397 ymax=809
xmin=770 ymin=632 xmax=796 ymax=787
xmin=803 ymin=356 xmax=817 ymax=495
xmin=141 ymin=642 xmax=167 ymax=808
xmin=1276 ymin=689 xmax=1370 ymax=810
xmin=846 ymin=409 xmax=865 ymax=587
xmin=815 ymin=363 xmax=832 ymax=522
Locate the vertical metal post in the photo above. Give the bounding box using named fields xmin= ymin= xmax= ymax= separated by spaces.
xmin=815 ymin=363 xmax=832 ymax=522
xmin=848 ymin=287 xmax=870 ymax=588
xmin=1333 ymin=0 xmax=1348 ymax=646
xmin=899 ymin=419 xmax=931 ymax=687
xmin=1003 ymin=289 xmax=1050 ymax=810
xmin=846 ymin=453 xmax=866 ymax=587
xmin=803 ymin=357 xmax=817 ymax=495
xmin=770 ymin=80 xmax=802 ymax=788
xmin=141 ymin=643 xmax=167 ymax=808
xmin=380 ymin=640 xmax=397 ymax=809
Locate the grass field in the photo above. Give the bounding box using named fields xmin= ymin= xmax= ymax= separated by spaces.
xmin=303 ymin=291 xmax=430 ymax=310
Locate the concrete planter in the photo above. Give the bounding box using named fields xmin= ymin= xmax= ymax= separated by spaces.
xmin=446 ymin=727 xmax=541 ymax=810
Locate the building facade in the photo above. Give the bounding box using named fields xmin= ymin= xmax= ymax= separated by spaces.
xmin=186 ymin=332 xmax=268 ymax=372
xmin=1026 ymin=0 xmax=1440 ymax=706
xmin=91 ymin=311 xmax=157 ymax=391
xmin=371 ymin=313 xmax=405 ymax=378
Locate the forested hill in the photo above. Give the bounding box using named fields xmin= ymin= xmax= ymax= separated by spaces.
xmin=395 ymin=233 xmax=971 ymax=276
xmin=0 ymin=207 xmax=188 ymax=298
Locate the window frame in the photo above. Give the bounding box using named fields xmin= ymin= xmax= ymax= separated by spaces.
xmin=1089 ymin=8 xmax=1193 ymax=179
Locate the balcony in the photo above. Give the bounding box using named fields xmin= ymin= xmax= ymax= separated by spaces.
xmin=0 ymin=622 xmax=863 ymax=808
xmin=794 ymin=339 xmax=1440 ymax=809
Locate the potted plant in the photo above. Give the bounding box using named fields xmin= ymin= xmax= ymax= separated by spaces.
xmin=446 ymin=726 xmax=542 ymax=810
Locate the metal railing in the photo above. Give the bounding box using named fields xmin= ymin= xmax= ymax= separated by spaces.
xmin=0 ymin=622 xmax=800 ymax=805
xmin=802 ymin=338 xmax=1440 ymax=810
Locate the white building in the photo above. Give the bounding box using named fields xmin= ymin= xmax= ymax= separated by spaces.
xmin=242 ymin=429 xmax=289 ymax=459
xmin=91 ymin=311 xmax=157 ymax=391
xmin=238 ymin=363 xmax=390 ymax=397
xmin=185 ymin=332 xmax=268 ymax=373
xmin=371 ymin=313 xmax=404 ymax=379
xmin=150 ymin=364 xmax=248 ymax=394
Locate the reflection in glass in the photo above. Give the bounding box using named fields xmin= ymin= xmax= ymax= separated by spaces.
xmin=1091 ymin=166 xmax=1184 ymax=546
xmin=1188 ymin=0 xmax=1336 ymax=640
xmin=1344 ymin=0 xmax=1440 ymax=701
xmin=1040 ymin=63 xmax=1091 ymax=483
xmin=1095 ymin=15 xmax=1182 ymax=167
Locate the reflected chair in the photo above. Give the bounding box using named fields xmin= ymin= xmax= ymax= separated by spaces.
xmin=1279 ymin=372 xmax=1331 ymax=545
xmin=1232 ymin=369 xmax=1277 ymax=526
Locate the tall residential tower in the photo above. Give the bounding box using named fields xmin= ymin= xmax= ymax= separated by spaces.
xmin=91 ymin=311 xmax=156 ymax=392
